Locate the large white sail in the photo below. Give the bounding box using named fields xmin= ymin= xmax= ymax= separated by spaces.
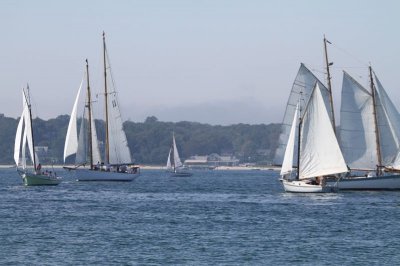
xmin=374 ymin=74 xmax=400 ymax=166
xmin=299 ymin=84 xmax=347 ymax=179
xmin=64 ymin=79 xmax=83 ymax=162
xmin=104 ymin=45 xmax=132 ymax=165
xmin=274 ymin=64 xmax=333 ymax=165
xmin=106 ymin=91 xmax=132 ymax=164
xmin=339 ymin=72 xmax=377 ymax=169
xmin=280 ymin=104 xmax=299 ymax=176
xmin=172 ymin=134 xmax=183 ymax=168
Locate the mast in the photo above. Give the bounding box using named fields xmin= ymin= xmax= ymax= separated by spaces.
xmin=86 ymin=59 xmax=94 ymax=169
xmin=25 ymin=85 xmax=37 ymax=170
xmin=103 ymin=31 xmax=110 ymax=164
xmin=296 ymin=116 xmax=302 ymax=180
xmin=323 ymin=35 xmax=336 ymax=133
xmin=369 ymin=65 xmax=382 ymax=172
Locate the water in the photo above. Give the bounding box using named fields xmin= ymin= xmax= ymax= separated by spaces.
xmin=0 ymin=168 xmax=399 ymax=265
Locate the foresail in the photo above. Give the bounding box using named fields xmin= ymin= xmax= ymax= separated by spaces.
xmin=299 ymin=84 xmax=347 ymax=179
xmin=374 ymin=74 xmax=400 ymax=167
xmin=14 ymin=109 xmax=25 ymax=165
xmin=90 ymin=106 xmax=102 ymax=165
xmin=64 ymin=79 xmax=82 ymax=162
xmin=280 ymin=104 xmax=298 ymax=176
xmin=339 ymin=72 xmax=377 ymax=169
xmin=274 ymin=64 xmax=333 ymax=165
xmin=75 ymin=114 xmax=87 ymax=165
xmin=166 ymin=148 xmax=172 ymax=169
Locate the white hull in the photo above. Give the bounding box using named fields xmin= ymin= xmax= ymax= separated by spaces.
xmin=282 ymin=179 xmax=335 ymax=193
xmin=74 ymin=168 xmax=140 ymax=181
xmin=326 ymin=174 xmax=400 ymax=190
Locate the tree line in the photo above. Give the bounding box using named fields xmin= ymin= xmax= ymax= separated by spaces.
xmin=0 ymin=114 xmax=281 ymax=165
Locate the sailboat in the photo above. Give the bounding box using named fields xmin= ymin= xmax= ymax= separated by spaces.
xmin=325 ymin=67 xmax=400 ymax=190
xmin=166 ymin=132 xmax=192 ymax=177
xmin=63 ymin=33 xmax=140 ymax=181
xmin=280 ymin=83 xmax=348 ymax=192
xmin=14 ymin=86 xmax=62 ymax=186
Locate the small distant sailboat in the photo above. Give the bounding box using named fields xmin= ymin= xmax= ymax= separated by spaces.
xmin=280 ymin=84 xmax=348 ymax=192
xmin=14 ymin=86 xmax=62 ymax=186
xmin=166 ymin=132 xmax=192 ymax=177
xmin=63 ymin=33 xmax=140 ymax=181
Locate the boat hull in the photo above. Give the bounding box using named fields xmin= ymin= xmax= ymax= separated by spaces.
xmin=282 ymin=179 xmax=335 ymax=193
xmin=170 ymin=171 xmax=193 ymax=177
xmin=326 ymin=174 xmax=400 ymax=190
xmin=21 ymin=172 xmax=62 ymax=186
xmin=74 ymin=168 xmax=140 ymax=182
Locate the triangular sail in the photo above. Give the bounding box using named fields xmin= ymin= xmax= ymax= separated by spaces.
xmin=104 ymin=45 xmax=132 ymax=165
xmin=90 ymin=106 xmax=102 ymax=165
xmin=64 ymin=79 xmax=83 ymax=162
xmin=374 ymin=74 xmax=400 ymax=166
xmin=22 ymin=90 xmax=35 ymax=166
xmin=166 ymin=148 xmax=172 ymax=169
xmin=280 ymin=104 xmax=299 ymax=176
xmin=274 ymin=64 xmax=333 ymax=165
xmin=299 ymin=84 xmax=347 ymax=179
xmin=339 ymin=72 xmax=377 ymax=169
xmin=75 ymin=114 xmax=87 ymax=165
xmin=14 ymin=107 xmax=25 ymax=165
xmin=172 ymin=134 xmax=183 ymax=168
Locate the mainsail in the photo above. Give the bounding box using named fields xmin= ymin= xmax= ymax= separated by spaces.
xmin=172 ymin=133 xmax=183 ymax=168
xmin=103 ymin=36 xmax=132 ymax=165
xmin=339 ymin=72 xmax=377 ymax=169
xmin=299 ymin=84 xmax=347 ymax=179
xmin=340 ymin=70 xmax=400 ymax=170
xmin=274 ymin=64 xmax=334 ymax=165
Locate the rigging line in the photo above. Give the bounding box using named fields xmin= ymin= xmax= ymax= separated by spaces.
xmin=329 ymin=42 xmax=369 ymax=67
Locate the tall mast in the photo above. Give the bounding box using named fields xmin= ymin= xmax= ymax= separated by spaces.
xmin=103 ymin=31 xmax=110 ymax=164
xmin=296 ymin=95 xmax=302 ymax=180
xmin=369 ymin=65 xmax=382 ymax=171
xmin=25 ymin=85 xmax=37 ymax=170
xmin=324 ymin=35 xmax=336 ymax=133
xmin=86 ymin=59 xmax=94 ymax=169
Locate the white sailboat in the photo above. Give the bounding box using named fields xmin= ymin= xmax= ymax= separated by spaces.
xmin=326 ymin=67 xmax=400 ymax=190
xmin=166 ymin=132 xmax=192 ymax=177
xmin=281 ymin=84 xmax=348 ymax=193
xmin=63 ymin=33 xmax=140 ymax=181
xmin=14 ymin=86 xmax=62 ymax=186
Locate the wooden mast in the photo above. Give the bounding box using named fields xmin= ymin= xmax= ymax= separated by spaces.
xmin=369 ymin=65 xmax=382 ymax=173
xmin=25 ymin=85 xmax=37 ymax=171
xmin=324 ymin=35 xmax=336 ymax=133
xmin=86 ymin=59 xmax=94 ymax=169
xmin=103 ymin=31 xmax=110 ymax=165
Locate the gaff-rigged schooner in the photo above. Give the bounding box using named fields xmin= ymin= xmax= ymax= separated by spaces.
xmin=63 ymin=33 xmax=140 ymax=181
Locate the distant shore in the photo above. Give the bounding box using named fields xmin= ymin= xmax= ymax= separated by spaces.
xmin=2 ymin=164 xmax=280 ymax=171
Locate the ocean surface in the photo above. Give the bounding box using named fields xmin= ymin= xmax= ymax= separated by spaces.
xmin=0 ymin=168 xmax=399 ymax=265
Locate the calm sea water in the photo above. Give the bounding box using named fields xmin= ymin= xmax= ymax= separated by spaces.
xmin=0 ymin=168 xmax=399 ymax=265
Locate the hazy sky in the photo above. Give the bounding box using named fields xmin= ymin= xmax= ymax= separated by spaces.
xmin=1 ymin=0 xmax=399 ymax=125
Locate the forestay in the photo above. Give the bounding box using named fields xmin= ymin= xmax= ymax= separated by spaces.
xmin=299 ymin=84 xmax=347 ymax=179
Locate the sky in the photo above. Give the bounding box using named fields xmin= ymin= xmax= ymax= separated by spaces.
xmin=0 ymin=0 xmax=399 ymax=125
